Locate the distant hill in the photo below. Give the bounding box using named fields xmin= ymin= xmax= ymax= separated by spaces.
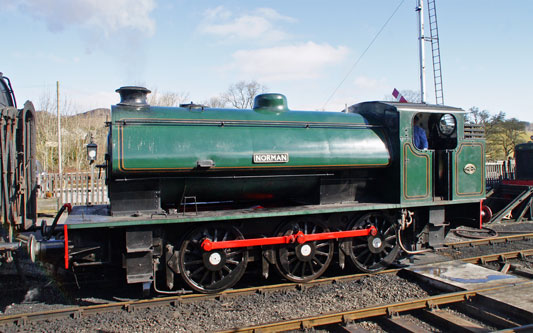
xmin=35 ymin=108 xmax=111 ymax=172
xmin=73 ymin=108 xmax=110 ymax=119
xmin=35 ymin=108 xmax=110 ymax=118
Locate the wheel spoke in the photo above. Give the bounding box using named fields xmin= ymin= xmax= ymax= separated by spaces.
xmin=190 ymin=266 xmax=205 ymax=278
xmin=288 ymin=256 xmax=298 ymax=265
xmin=198 ymin=270 xmax=209 ymax=284
xmin=226 ymin=251 xmax=240 ymax=258
xmin=183 ymin=259 xmax=203 ymax=266
xmin=361 ymin=251 xmax=372 ymax=265
xmin=314 ymin=250 xmax=329 ymax=257
xmin=385 ymin=235 xmax=397 ymax=242
xmin=292 ymin=260 xmax=302 ymax=273
xmin=308 ymin=262 xmax=316 ymax=274
xmin=226 ymin=259 xmax=239 ymax=265
xmin=312 ymin=256 xmax=324 ymax=268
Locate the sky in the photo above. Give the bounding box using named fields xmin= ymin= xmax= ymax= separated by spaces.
xmin=2 ymin=0 xmax=532 ymax=122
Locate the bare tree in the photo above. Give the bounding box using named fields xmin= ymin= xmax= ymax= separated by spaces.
xmin=384 ymin=89 xmax=421 ymax=103
xmin=149 ymin=88 xmax=190 ymax=107
xmin=221 ymin=81 xmax=267 ymax=109
xmin=465 ymin=106 xmax=491 ymax=124
xmin=203 ymin=96 xmax=227 ymax=108
xmin=35 ymin=90 xmax=111 ymax=173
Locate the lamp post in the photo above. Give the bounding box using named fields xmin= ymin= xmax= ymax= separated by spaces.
xmin=86 ymin=137 xmax=97 ymax=204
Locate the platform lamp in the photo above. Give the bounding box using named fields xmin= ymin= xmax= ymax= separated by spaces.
xmin=86 ymin=137 xmax=97 ymax=205
xmin=86 ymin=138 xmax=97 ymax=163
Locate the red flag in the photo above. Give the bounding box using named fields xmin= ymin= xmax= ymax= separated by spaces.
xmin=392 ymin=89 xmax=408 ymax=103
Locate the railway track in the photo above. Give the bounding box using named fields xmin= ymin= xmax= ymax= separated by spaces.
xmin=2 ymin=242 xmax=533 ymax=328
xmin=220 ymin=287 xmax=532 ymax=332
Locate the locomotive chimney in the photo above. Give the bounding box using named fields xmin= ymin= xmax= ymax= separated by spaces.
xmin=116 ymin=86 xmax=151 ymax=107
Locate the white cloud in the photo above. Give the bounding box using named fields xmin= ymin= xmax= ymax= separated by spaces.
xmin=11 ymin=51 xmax=81 ymax=65
xmin=199 ymin=6 xmax=295 ymax=42
xmin=228 ymin=42 xmax=349 ymax=81
xmin=254 ymin=8 xmax=296 ymax=22
xmin=354 ymin=76 xmax=382 ymax=89
xmin=15 ymin=0 xmax=156 ymax=37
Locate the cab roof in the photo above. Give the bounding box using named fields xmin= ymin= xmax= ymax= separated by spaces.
xmin=353 ymin=101 xmax=464 ymax=114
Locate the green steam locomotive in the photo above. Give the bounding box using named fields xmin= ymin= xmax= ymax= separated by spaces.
xmin=6 ymin=83 xmax=486 ymax=294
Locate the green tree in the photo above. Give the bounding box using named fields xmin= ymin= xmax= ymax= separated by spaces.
xmin=467 ymin=108 xmax=527 ymax=160
xmin=492 ymin=117 xmax=528 ymax=158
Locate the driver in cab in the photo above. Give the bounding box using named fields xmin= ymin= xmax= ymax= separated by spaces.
xmin=413 ymin=115 xmax=428 ymax=150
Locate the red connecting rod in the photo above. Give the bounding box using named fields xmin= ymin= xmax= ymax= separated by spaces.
xmin=201 ymin=226 xmax=378 ymax=251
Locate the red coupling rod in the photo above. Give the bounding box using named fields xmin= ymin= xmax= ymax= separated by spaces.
xmin=201 ymin=233 xmax=298 ymax=252
xmin=201 ymin=226 xmax=377 ymax=251
xmin=295 ymin=226 xmax=377 ymax=244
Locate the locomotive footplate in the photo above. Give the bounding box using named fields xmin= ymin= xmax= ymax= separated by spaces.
xmin=200 ymin=226 xmax=378 ymax=251
xmin=63 ymin=200 xmax=482 ymax=231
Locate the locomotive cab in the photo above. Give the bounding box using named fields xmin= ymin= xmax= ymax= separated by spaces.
xmin=411 ymin=111 xmax=459 ymax=200
xmin=349 ymin=101 xmax=485 ymax=204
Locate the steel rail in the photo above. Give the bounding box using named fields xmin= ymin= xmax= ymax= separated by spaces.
xmin=2 ymin=247 xmax=533 ymax=327
xmin=461 ymin=248 xmax=533 ymax=265
xmin=444 ymin=232 xmax=533 ymax=248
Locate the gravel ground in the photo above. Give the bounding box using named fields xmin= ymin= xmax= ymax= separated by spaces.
xmin=2 ymin=274 xmax=432 ymax=332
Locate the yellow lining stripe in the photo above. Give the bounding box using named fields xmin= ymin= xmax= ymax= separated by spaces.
xmin=454 ymin=143 xmax=485 ymax=196
xmin=402 ymin=143 xmax=430 ymax=200
xmin=117 ymin=124 xmax=391 ymax=172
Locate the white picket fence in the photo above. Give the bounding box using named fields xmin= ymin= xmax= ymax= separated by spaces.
xmin=486 ymin=160 xmax=515 ymax=188
xmin=38 ymin=172 xmax=109 ymax=206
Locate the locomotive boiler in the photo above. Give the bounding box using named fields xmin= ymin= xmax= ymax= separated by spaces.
xmin=108 ymin=87 xmax=392 ymax=215
xmin=19 ymin=85 xmax=486 ymax=294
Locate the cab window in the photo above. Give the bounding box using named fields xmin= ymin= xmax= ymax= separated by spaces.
xmin=428 ymin=113 xmax=457 ymax=150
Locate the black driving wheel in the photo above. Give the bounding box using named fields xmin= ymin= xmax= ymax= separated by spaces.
xmin=347 ymin=212 xmax=399 ymax=273
xmin=274 ymin=218 xmax=334 ymax=283
xmin=179 ymin=224 xmax=248 ymax=293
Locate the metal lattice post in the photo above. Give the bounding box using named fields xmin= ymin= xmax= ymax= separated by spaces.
xmin=427 ymin=0 xmax=444 ymax=104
